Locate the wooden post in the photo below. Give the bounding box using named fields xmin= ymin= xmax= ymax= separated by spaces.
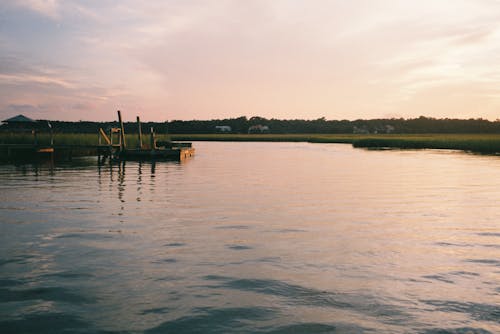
xmin=117 ymin=110 xmax=126 ymax=151
xmin=32 ymin=129 xmax=38 ymax=145
xmin=99 ymin=128 xmax=111 ymax=145
xmin=151 ymin=161 xmax=156 ymax=175
xmin=136 ymin=116 xmax=143 ymax=149
xmin=150 ymin=127 xmax=156 ymax=150
xmin=48 ymin=121 xmax=54 ymax=146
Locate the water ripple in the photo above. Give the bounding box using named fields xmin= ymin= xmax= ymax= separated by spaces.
xmin=0 ymin=286 xmax=95 ymax=304
xmin=423 ymin=328 xmax=493 ymax=334
xmin=477 ymin=233 xmax=500 ymax=237
xmin=0 ymin=313 xmax=96 ymax=334
xmin=421 ymin=275 xmax=455 ymax=284
xmin=144 ymin=307 xmax=276 ymax=334
xmin=466 ymin=259 xmax=500 ymax=267
xmin=227 ymin=245 xmax=253 ymax=250
xmin=422 ymin=300 xmax=500 ymax=323
xmin=203 ymin=276 xmax=411 ymax=322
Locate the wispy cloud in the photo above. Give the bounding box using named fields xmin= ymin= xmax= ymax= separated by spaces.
xmin=0 ymin=54 xmax=75 ymax=89
xmin=0 ymin=73 xmax=74 ymax=89
xmin=10 ymin=0 xmax=61 ymax=19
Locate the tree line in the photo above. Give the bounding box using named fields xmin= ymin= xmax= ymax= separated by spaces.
xmin=3 ymin=116 xmax=500 ymax=134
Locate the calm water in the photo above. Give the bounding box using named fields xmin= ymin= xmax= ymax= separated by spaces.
xmin=0 ymin=142 xmax=499 ymax=333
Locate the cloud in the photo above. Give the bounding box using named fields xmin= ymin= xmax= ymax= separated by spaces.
xmin=4 ymin=104 xmax=42 ymax=114
xmin=0 ymin=73 xmax=74 ymax=89
xmin=2 ymin=0 xmax=500 ymax=121
xmin=9 ymin=0 xmax=60 ymax=19
xmin=0 ymin=55 xmax=75 ymax=89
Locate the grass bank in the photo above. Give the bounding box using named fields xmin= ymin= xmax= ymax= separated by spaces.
xmin=0 ymin=133 xmax=173 ymax=147
xmin=350 ymin=134 xmax=500 ymax=154
xmin=170 ymin=134 xmax=500 ymax=153
xmin=2 ymin=133 xmax=500 ymax=154
xmin=169 ymin=133 xmax=355 ymax=143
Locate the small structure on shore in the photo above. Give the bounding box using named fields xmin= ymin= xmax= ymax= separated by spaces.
xmin=215 ymin=125 xmax=232 ymax=133
xmin=2 ymin=114 xmax=37 ymax=127
xmin=248 ymin=124 xmax=270 ymax=134
xmin=0 ymin=115 xmax=54 ymax=158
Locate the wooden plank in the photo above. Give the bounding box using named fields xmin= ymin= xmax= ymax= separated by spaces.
xmin=99 ymin=128 xmax=111 ymax=145
xmin=37 ymin=148 xmax=54 ymax=153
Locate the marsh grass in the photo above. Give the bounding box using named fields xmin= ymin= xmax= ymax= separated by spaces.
xmin=1 ymin=132 xmax=500 ymax=154
xmin=350 ymin=134 xmax=500 ymax=154
xmin=0 ymin=133 xmax=173 ymax=147
xmin=171 ymin=133 xmax=500 ymax=153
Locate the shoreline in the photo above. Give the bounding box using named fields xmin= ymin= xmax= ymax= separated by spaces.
xmin=169 ymin=134 xmax=500 ymax=154
xmin=2 ymin=133 xmax=500 ymax=155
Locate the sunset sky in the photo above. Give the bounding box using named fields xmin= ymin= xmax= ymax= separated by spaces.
xmin=1 ymin=0 xmax=500 ymax=121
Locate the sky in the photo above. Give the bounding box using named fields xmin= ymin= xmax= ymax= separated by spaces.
xmin=1 ymin=0 xmax=500 ymax=122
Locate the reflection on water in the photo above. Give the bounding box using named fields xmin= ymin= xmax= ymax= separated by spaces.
xmin=0 ymin=142 xmax=499 ymax=333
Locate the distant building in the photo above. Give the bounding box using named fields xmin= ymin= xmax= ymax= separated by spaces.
xmin=354 ymin=124 xmax=395 ymax=134
xmin=1 ymin=114 xmax=38 ymax=131
xmin=385 ymin=125 xmax=395 ymax=133
xmin=248 ymin=125 xmax=270 ymax=134
xmin=215 ymin=125 xmax=232 ymax=133
xmin=353 ymin=125 xmax=369 ymax=134
xmin=373 ymin=125 xmax=396 ymax=134
xmin=2 ymin=114 xmax=36 ymax=125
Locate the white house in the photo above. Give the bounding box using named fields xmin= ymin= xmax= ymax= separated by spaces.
xmin=215 ymin=125 xmax=232 ymax=133
xmin=248 ymin=125 xmax=270 ymax=133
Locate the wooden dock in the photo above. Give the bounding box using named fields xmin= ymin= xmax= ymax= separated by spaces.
xmin=117 ymin=146 xmax=195 ymax=161
xmin=0 ymin=144 xmax=54 ymax=160
xmin=108 ymin=111 xmax=195 ymax=162
xmin=0 ymin=142 xmax=194 ymax=162
xmin=0 ymin=143 xmax=96 ymax=162
xmin=0 ymin=111 xmax=195 ymax=163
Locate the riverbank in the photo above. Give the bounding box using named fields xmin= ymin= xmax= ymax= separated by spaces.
xmin=1 ymin=133 xmax=500 ymax=154
xmin=160 ymin=134 xmax=500 ymax=154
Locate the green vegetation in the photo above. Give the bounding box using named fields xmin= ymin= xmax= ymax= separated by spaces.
xmin=3 ymin=115 xmax=500 ymax=134
xmin=168 ymin=134 xmax=353 ymax=142
xmin=2 ymin=133 xmax=500 ymax=154
xmin=0 ymin=133 xmax=172 ymax=148
xmin=169 ymin=133 xmax=500 ymax=153
xmin=351 ymin=134 xmax=500 ymax=154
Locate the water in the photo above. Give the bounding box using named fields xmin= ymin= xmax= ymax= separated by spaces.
xmin=0 ymin=142 xmax=499 ymax=333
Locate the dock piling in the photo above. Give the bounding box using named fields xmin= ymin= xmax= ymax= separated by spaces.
xmin=137 ymin=116 xmax=143 ymax=149
xmin=117 ymin=110 xmax=126 ymax=151
xmin=150 ymin=127 xmax=157 ymax=150
xmin=48 ymin=121 xmax=54 ymax=146
xmin=32 ymin=130 xmax=38 ymax=145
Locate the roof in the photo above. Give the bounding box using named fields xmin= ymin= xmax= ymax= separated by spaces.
xmin=2 ymin=114 xmax=36 ymax=123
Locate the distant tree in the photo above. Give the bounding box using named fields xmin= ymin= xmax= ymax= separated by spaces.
xmin=7 ymin=115 xmax=499 ymax=134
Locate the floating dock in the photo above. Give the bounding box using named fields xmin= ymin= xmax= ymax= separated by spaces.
xmin=116 ymin=144 xmax=195 ymax=161
xmin=0 ymin=144 xmax=55 ymax=161
xmin=103 ymin=111 xmax=195 ymax=162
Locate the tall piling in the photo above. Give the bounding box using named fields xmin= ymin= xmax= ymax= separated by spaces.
xmin=137 ymin=116 xmax=143 ymax=149
xmin=150 ymin=127 xmax=156 ymax=151
xmin=117 ymin=110 xmax=126 ymax=151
